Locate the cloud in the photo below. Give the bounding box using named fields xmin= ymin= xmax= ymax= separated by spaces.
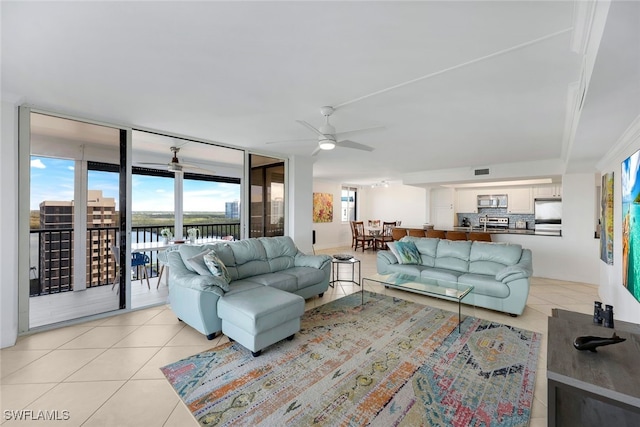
xmin=31 ymin=159 xmax=46 ymax=169
xmin=67 ymin=166 xmax=75 ymax=171
xmin=156 ymin=189 xmax=165 ymax=193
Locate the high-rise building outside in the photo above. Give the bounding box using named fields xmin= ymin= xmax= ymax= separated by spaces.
xmin=38 ymin=190 xmax=116 ymax=293
xmin=225 ymin=200 xmax=240 ymax=219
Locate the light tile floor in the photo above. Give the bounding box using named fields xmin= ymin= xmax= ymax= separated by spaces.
xmin=1 ymin=246 xmax=599 ymax=426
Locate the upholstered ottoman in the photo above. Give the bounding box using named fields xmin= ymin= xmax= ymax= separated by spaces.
xmin=218 ymin=286 xmax=305 ymax=357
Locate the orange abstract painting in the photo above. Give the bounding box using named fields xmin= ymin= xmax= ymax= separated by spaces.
xmin=313 ymin=193 xmax=333 ymax=223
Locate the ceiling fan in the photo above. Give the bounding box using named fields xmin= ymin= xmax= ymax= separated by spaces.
xmin=137 ymin=146 xmax=215 ymax=173
xmin=268 ymin=106 xmax=381 ymax=156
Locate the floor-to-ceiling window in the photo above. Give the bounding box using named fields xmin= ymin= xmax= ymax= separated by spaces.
xmin=20 ymin=112 xmax=252 ymax=332
xmin=25 ymin=112 xmax=125 ymax=329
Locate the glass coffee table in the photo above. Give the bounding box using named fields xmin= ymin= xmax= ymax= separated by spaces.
xmin=362 ymin=273 xmax=474 ymax=332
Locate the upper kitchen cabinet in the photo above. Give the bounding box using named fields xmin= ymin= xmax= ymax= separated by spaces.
xmin=507 ymin=187 xmax=533 ymax=214
xmin=456 ymin=188 xmax=478 ymax=213
xmin=533 ymin=184 xmax=562 ymax=198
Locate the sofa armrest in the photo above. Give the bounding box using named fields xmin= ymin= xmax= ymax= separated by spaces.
xmin=167 ymin=251 xmax=226 ymax=296
xmin=294 ymin=253 xmax=331 ymax=269
xmin=495 ymin=249 xmax=533 ymax=283
xmin=377 ymin=250 xmax=398 ymax=265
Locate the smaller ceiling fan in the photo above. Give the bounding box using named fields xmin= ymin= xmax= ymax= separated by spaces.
xmin=137 ymin=146 xmax=215 ymax=173
xmin=268 ymin=106 xmax=382 ymax=156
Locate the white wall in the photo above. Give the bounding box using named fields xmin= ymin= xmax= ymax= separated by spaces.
xmin=359 ymin=184 xmax=428 ymax=227
xmin=597 ymin=118 xmax=640 ymax=324
xmin=1 ymin=101 xmax=19 ymax=348
xmin=311 ymin=181 xmax=429 ymax=251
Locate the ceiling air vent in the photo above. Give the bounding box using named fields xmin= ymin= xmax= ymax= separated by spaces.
xmin=474 ymin=168 xmax=490 ymax=176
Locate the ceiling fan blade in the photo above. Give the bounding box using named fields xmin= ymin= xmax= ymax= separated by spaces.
xmin=334 ymin=126 xmax=385 ymax=139
xmin=337 ymin=139 xmax=375 ymax=152
xmin=311 ymin=146 xmax=322 ymax=156
xmin=296 ymin=120 xmax=325 ymax=138
xmin=181 ymin=163 xmax=215 ymax=173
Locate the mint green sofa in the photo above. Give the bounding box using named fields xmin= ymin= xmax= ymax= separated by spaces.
xmin=167 ymin=236 xmax=331 ymax=340
xmin=376 ymin=237 xmax=533 ymax=316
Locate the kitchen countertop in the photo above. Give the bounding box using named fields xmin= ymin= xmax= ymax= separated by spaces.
xmin=449 ymin=227 xmax=561 ymax=236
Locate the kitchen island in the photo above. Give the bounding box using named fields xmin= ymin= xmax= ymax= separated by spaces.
xmin=448 ymin=227 xmax=561 ymax=237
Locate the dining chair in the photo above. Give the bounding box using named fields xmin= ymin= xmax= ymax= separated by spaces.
xmin=368 ymin=219 xmax=381 ymax=228
xmin=445 ymin=231 xmax=468 ymax=241
xmin=426 ymin=229 xmax=447 ymax=239
xmin=376 ymin=221 xmax=396 ymax=250
xmin=352 ymin=221 xmax=374 ymax=251
xmin=468 ymin=232 xmax=492 ymax=242
xmin=131 ymin=252 xmax=150 ymax=289
xmin=349 ymin=221 xmax=358 ymax=249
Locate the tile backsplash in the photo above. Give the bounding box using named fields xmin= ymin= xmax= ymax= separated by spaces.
xmin=457 ymin=209 xmax=535 ymax=229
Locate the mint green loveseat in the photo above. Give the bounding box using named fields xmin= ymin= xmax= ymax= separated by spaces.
xmin=376 ymin=236 xmax=533 ymax=316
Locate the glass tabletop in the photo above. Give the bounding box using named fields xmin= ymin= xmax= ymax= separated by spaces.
xmin=363 ymin=273 xmax=473 ymax=301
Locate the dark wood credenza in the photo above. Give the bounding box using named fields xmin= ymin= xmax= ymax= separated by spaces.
xmin=547 ymin=309 xmax=640 ymax=427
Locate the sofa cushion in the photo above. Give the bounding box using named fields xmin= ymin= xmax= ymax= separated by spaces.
xmin=259 ymin=236 xmax=298 ymax=273
xmin=434 ymin=240 xmax=472 ymax=273
xmin=458 ymin=273 xmax=510 ymax=298
xmin=384 ymin=263 xmax=430 ymax=277
xmin=468 ymin=242 xmax=523 ymax=275
xmin=281 ymin=266 xmax=327 ymax=289
xmin=244 ymin=272 xmax=299 ymax=293
xmin=227 ymin=239 xmax=270 ymax=279
xmin=229 ymin=238 xmax=268 ymax=264
xmin=420 ymin=267 xmax=463 ymax=283
xmin=404 ymin=236 xmax=439 ymax=267
xmin=225 ymin=280 xmax=265 ymax=296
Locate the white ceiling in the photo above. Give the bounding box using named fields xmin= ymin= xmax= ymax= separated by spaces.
xmin=3 ymin=1 xmax=639 ymax=186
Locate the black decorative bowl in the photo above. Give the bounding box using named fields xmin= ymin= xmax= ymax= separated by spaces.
xmin=333 ymin=254 xmax=354 ymax=261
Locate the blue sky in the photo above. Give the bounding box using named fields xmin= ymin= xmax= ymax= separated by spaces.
xmin=30 ymin=156 xmax=240 ymax=212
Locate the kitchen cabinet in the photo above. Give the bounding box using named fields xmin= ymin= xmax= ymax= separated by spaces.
xmin=507 ymin=187 xmax=533 ymax=214
xmin=455 ymin=188 xmax=478 ymax=213
xmin=533 ymin=184 xmax=562 ymax=198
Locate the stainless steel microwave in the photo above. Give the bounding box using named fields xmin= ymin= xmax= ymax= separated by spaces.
xmin=477 ymin=194 xmax=508 ymax=208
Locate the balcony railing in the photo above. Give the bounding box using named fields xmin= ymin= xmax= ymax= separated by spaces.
xmin=29 ymin=222 xmax=241 ymax=296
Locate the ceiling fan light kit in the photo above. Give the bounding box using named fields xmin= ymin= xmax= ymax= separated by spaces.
xmin=318 ymin=138 xmax=336 ymax=150
xmin=271 ymin=105 xmax=378 ymax=155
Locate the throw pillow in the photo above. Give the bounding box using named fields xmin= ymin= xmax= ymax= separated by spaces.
xmin=203 ymin=251 xmax=232 ymax=286
xmin=386 ymin=241 xmax=401 ymax=262
xmin=394 ymin=241 xmax=421 ymax=265
xmin=186 ymin=250 xmax=213 ymax=276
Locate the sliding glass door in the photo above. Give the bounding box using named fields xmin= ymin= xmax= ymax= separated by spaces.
xmin=249 ymin=154 xmax=285 ymax=238
xmin=25 ymin=111 xmax=125 ymax=328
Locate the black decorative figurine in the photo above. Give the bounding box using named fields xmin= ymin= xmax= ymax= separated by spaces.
xmin=573 ymin=333 xmax=626 ymax=352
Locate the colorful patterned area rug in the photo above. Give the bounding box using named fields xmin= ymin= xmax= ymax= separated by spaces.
xmin=161 ymin=292 xmax=541 ymax=426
